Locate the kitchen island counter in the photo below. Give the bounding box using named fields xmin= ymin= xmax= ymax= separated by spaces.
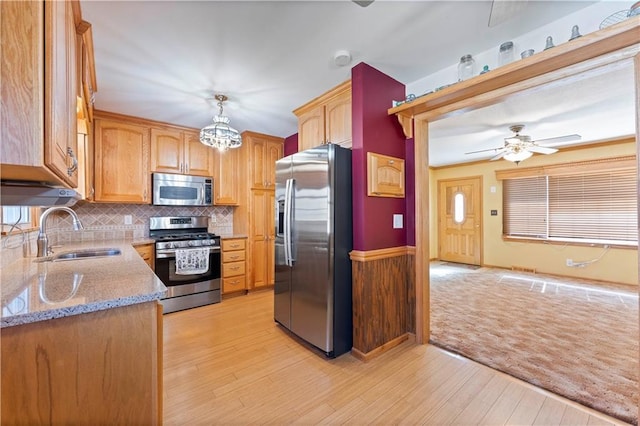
xmin=1 ymin=240 xmax=166 ymax=328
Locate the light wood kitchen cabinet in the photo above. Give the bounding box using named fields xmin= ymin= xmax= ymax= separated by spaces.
xmin=77 ymin=20 xmax=97 ymax=124
xmin=2 ymin=302 xmax=162 ymax=424
xmin=294 ymin=80 xmax=351 ymax=152
xmin=213 ymin=148 xmax=241 ymax=205
xmin=221 ymin=238 xmax=247 ymax=294
xmin=1 ymin=0 xmax=80 ymax=187
xmin=150 ymin=128 xmax=213 ymax=177
xmin=367 ymin=152 xmax=405 ymax=198
xmin=233 ymin=132 xmax=283 ymax=291
xmin=94 ymin=118 xmax=151 ymax=203
xmin=134 ymin=243 xmax=155 ymax=270
xmin=245 ymin=131 xmax=284 ymax=190
xmin=250 ymin=189 xmax=276 ymax=289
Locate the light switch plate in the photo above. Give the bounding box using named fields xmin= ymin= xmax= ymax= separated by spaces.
xmin=393 ymin=214 xmax=403 ymax=229
xmin=124 ymin=215 xmax=132 ymax=225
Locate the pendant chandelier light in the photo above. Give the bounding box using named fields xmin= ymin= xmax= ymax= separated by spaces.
xmin=199 ymin=94 xmax=242 ymax=151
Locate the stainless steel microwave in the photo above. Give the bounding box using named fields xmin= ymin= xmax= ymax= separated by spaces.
xmin=152 ymin=173 xmax=213 ymax=206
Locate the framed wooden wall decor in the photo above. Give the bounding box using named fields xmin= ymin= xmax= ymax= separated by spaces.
xmin=367 ymin=152 xmax=405 ymax=198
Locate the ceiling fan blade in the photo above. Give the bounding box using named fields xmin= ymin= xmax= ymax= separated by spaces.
xmin=528 ymin=146 xmax=558 ymax=155
xmin=465 ymin=146 xmax=504 ymax=155
xmin=533 ymin=134 xmax=581 ymax=145
xmin=488 ymin=0 xmax=528 ymax=27
xmin=490 ymin=151 xmax=507 ymax=161
xmin=352 ymin=0 xmax=374 ymax=7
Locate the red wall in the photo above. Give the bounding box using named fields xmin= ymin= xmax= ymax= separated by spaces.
xmin=351 ymin=62 xmax=408 ymax=251
xmin=405 ymin=137 xmax=415 ymax=247
xmin=284 ymin=133 xmax=298 ymax=156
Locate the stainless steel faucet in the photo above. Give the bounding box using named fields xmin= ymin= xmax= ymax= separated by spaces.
xmin=36 ymin=207 xmax=84 ymax=257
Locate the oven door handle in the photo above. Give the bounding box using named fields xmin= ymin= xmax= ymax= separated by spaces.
xmin=155 ymin=246 xmax=221 ymax=259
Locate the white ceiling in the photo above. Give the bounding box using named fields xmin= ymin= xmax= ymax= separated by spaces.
xmin=81 ymin=1 xmax=636 ymax=166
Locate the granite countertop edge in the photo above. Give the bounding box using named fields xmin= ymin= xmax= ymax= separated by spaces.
xmin=1 ymin=240 xmax=167 ymax=328
xmin=0 ymin=291 xmax=164 ymax=328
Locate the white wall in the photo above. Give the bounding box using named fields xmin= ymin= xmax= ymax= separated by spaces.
xmin=406 ymin=1 xmax=630 ymax=97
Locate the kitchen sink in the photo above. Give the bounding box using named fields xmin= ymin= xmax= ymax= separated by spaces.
xmin=34 ymin=248 xmax=122 ymax=262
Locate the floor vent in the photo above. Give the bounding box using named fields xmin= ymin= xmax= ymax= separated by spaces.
xmin=511 ymin=265 xmax=536 ymax=273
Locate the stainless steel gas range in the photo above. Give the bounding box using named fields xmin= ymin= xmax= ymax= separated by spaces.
xmin=149 ymin=216 xmax=221 ymax=314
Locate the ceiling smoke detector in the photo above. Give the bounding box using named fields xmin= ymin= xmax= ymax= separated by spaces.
xmin=334 ymin=50 xmax=352 ymax=67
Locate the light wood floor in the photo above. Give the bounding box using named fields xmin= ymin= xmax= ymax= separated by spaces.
xmin=163 ymin=290 xmax=627 ymax=425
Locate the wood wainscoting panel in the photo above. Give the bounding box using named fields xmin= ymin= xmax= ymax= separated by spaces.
xmin=352 ymin=248 xmax=410 ymax=356
xmin=407 ymin=248 xmax=416 ymax=334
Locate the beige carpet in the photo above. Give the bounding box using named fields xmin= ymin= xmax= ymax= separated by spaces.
xmin=429 ymin=262 xmax=638 ymax=425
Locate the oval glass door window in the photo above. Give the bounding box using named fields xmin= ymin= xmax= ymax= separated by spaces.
xmin=453 ymin=192 xmax=465 ymax=224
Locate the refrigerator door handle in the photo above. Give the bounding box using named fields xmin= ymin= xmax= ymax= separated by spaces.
xmin=283 ymin=178 xmax=291 ymax=266
xmin=284 ymin=178 xmax=295 ymax=266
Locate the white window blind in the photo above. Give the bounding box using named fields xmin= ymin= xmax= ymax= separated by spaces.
xmin=548 ymin=170 xmax=637 ymax=242
xmin=503 ymin=176 xmax=547 ymax=238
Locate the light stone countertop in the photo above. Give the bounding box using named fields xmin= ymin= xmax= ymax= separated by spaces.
xmin=220 ymin=235 xmax=248 ymax=239
xmin=1 ymin=240 xmax=166 ymax=328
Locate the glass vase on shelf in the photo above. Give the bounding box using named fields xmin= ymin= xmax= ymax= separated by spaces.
xmin=457 ymin=54 xmax=475 ymax=81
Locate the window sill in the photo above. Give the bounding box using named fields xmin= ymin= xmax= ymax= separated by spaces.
xmin=502 ymin=235 xmax=637 ymax=250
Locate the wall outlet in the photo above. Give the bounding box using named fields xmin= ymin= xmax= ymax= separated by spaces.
xmin=566 ymin=259 xmax=573 ymax=267
xmin=393 ymin=214 xmax=403 ymax=229
xmin=124 ymin=215 xmax=132 ymax=225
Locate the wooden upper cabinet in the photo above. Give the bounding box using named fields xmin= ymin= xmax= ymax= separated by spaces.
xmin=150 ymin=129 xmax=213 ymax=177
xmin=324 ymin=90 xmax=352 ymax=147
xmin=294 ymin=80 xmax=351 ymax=152
xmin=213 ymin=148 xmax=241 ymax=205
xmin=297 ymin=107 xmax=324 ymax=152
xmin=94 ymin=118 xmax=150 ymax=203
xmin=0 ymin=1 xmax=80 ymax=187
xmin=185 ymin=131 xmax=214 ymax=177
xmin=150 ymin=128 xmax=182 ymax=174
xmin=245 ymin=132 xmax=284 ymax=190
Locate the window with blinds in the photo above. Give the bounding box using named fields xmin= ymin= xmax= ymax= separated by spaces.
xmin=503 ymin=169 xmax=637 ymax=244
xmin=548 ymin=169 xmax=637 ymax=242
xmin=503 ymin=177 xmax=547 ymax=238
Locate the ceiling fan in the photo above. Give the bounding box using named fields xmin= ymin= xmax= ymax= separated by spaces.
xmin=465 ymin=124 xmax=581 ymax=164
xmin=353 ymin=0 xmax=526 ymax=27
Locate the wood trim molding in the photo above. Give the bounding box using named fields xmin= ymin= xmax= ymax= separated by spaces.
xmin=293 ymin=80 xmax=351 ymax=117
xmin=389 ymin=18 xmax=639 ymax=131
xmin=349 ymin=246 xmax=410 ymax=262
xmin=351 ymin=333 xmax=409 ymax=362
xmin=495 ymin=154 xmax=636 ymax=180
xmin=94 ymin=109 xmax=199 ymax=133
xmin=407 ymin=246 xmax=416 ymax=255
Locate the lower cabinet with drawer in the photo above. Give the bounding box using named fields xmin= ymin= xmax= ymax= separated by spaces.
xmin=221 ymin=238 xmax=247 ymax=294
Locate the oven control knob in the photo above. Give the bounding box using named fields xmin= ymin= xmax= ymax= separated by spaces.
xmin=188 ymin=241 xmax=199 ymax=247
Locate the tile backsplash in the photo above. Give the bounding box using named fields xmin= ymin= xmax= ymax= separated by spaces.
xmin=48 ymin=201 xmax=234 ymax=244
xmin=0 ymin=202 xmax=234 ymax=267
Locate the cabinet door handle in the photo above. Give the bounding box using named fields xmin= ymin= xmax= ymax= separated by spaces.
xmin=185 ymin=164 xmax=189 ymax=174
xmin=67 ymin=147 xmax=78 ymax=176
xmin=144 ymin=189 xmax=148 ymax=201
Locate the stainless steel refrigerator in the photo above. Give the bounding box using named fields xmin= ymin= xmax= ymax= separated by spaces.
xmin=274 ymin=144 xmax=352 ymax=358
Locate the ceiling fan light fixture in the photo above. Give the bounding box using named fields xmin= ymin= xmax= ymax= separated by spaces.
xmin=200 ymin=94 xmax=242 ymax=151
xmin=503 ymin=149 xmax=533 ymax=164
